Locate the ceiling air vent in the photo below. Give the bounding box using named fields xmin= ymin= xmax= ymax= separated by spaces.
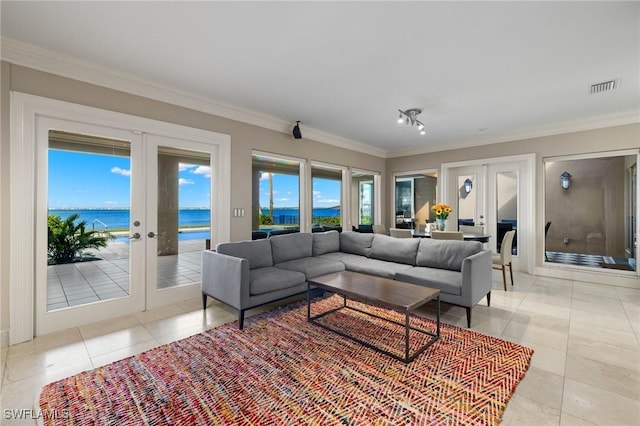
xmin=590 ymin=79 xmax=618 ymax=94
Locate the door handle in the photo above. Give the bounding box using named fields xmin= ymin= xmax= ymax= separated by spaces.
xmin=129 ymin=232 xmax=141 ymax=240
xmin=147 ymin=231 xmax=162 ymax=238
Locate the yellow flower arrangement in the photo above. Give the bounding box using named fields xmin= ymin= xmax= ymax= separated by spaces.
xmin=432 ymin=202 xmax=452 ymax=220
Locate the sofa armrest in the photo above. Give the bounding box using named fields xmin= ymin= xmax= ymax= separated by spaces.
xmin=202 ymin=250 xmax=250 ymax=310
xmin=460 ymin=249 xmax=492 ymax=307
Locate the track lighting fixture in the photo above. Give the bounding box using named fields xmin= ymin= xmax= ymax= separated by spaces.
xmin=397 ymin=108 xmax=426 ymax=135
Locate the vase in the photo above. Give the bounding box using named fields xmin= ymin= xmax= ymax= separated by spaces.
xmin=436 ymin=218 xmax=446 ymax=231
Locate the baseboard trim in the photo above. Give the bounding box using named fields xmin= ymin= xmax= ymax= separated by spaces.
xmin=0 ymin=329 xmax=9 ymax=348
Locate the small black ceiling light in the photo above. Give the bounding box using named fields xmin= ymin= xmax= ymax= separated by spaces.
xmin=464 ymin=178 xmax=473 ymax=193
xmin=292 ymin=121 xmax=302 ymax=139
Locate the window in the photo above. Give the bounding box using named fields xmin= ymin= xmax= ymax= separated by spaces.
xmin=311 ymin=164 xmax=343 ymax=230
xmin=252 ymin=153 xmax=302 ymax=235
xmin=544 ymin=152 xmax=637 ymax=272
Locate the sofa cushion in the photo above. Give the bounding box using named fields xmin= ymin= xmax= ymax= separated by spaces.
xmin=270 ymin=232 xmax=313 ymax=264
xmin=317 ymin=251 xmax=368 ymax=264
xmin=312 ymin=230 xmax=340 ymax=256
xmin=395 ymin=267 xmax=463 ymax=296
xmin=339 ymin=231 xmax=375 ymax=257
xmin=216 ymin=239 xmax=273 ymax=270
xmin=249 ymin=267 xmax=306 ymax=296
xmin=416 ymin=239 xmax=482 ymax=271
xmin=339 ymin=256 xmax=413 ymax=279
xmin=369 ymin=234 xmax=420 ymax=265
xmin=275 ymin=257 xmax=345 ymax=279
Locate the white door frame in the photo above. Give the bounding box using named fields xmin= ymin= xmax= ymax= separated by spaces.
xmin=441 ymin=154 xmax=535 ymax=274
xmin=10 ymin=92 xmax=230 ymax=344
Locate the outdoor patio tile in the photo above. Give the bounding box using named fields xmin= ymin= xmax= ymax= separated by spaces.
xmin=68 ymin=297 xmax=100 ymax=307
xmin=46 ymin=302 xmax=70 ymax=311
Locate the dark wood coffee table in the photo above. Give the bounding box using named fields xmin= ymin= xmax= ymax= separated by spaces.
xmin=307 ymin=271 xmax=440 ymax=363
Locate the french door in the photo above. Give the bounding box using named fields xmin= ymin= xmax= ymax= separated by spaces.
xmin=443 ymin=155 xmax=534 ymax=274
xmin=35 ymin=120 xmax=218 ymax=335
xmin=144 ymin=134 xmax=215 ymax=309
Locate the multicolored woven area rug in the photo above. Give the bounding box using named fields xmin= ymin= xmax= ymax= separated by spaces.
xmin=40 ymin=295 xmax=533 ymax=425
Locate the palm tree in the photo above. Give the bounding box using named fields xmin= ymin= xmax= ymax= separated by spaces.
xmin=47 ymin=213 xmax=112 ymax=264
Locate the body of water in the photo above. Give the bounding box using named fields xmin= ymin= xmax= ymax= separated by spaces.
xmin=48 ymin=209 xmax=211 ymax=231
xmin=261 ymin=207 xmax=340 ymax=225
xmin=48 ymin=207 xmax=339 ymax=230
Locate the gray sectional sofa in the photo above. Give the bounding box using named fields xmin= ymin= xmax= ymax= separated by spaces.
xmin=202 ymin=230 xmax=492 ymax=329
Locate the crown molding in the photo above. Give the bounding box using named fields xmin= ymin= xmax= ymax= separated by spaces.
xmin=387 ymin=110 xmax=640 ymax=158
xmin=1 ymin=37 xmax=387 ymax=158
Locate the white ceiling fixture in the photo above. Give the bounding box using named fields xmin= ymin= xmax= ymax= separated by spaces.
xmin=398 ymin=108 xmax=426 ymax=135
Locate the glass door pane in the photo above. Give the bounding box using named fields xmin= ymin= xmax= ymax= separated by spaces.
xmin=47 ymin=131 xmax=132 ymax=311
xmin=145 ymin=136 xmax=217 ymax=309
xmin=496 ymin=172 xmax=518 ymax=255
xmin=155 ymin=147 xmax=211 ymax=291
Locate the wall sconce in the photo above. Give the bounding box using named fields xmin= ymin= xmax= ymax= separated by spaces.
xmin=464 ymin=178 xmax=473 ymax=193
xmin=560 ymin=171 xmax=571 ymax=190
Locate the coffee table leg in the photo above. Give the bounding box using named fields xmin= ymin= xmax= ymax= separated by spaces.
xmin=436 ymin=295 xmax=440 ymax=337
xmin=307 ymin=282 xmax=311 ymax=321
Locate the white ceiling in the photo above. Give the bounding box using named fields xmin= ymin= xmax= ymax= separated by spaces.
xmin=2 ymin=1 xmax=639 ymax=156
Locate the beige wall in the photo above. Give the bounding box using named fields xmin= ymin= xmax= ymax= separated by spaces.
xmin=545 ymin=157 xmax=626 ymax=255
xmin=387 ymin=124 xmax=640 ymax=263
xmin=0 ymin=62 xmax=386 ymax=333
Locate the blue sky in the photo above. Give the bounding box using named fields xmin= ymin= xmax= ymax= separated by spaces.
xmin=48 ymin=150 xmax=210 ymax=209
xmin=259 ymin=173 xmax=340 ymax=209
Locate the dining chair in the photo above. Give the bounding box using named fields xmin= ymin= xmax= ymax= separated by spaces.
xmin=389 ymin=228 xmax=413 ymax=238
xmin=459 ymin=225 xmax=485 ymax=234
xmin=372 ymin=224 xmax=387 ymax=234
xmin=493 ymin=230 xmax=516 ymax=291
xmin=430 ymin=231 xmax=463 ymax=240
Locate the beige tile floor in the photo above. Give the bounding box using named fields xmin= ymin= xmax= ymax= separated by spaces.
xmin=1 ymin=271 xmax=639 ymax=425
